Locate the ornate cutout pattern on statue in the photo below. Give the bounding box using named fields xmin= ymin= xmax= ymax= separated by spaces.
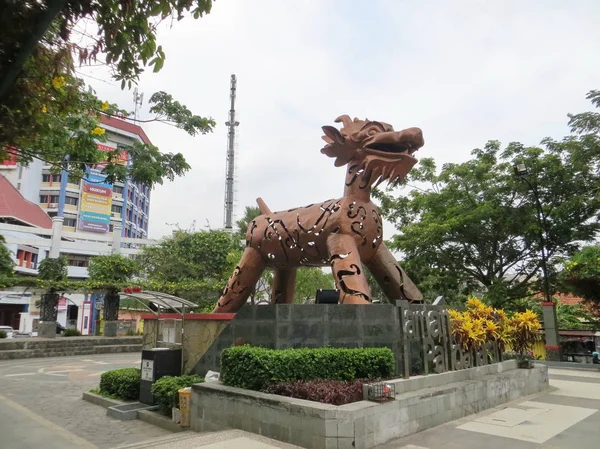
xmin=214 ymin=115 xmax=426 ymax=313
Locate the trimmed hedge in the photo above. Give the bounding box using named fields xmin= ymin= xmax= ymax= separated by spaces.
xmin=221 ymin=346 xmax=395 ymax=390
xmin=150 ymin=375 xmax=204 ymax=412
xmin=99 ymin=368 xmax=140 ymax=400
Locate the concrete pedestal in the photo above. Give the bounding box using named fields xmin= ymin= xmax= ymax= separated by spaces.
xmin=38 ymin=321 xmax=56 ymax=339
xmin=103 ymin=321 xmax=118 ymax=337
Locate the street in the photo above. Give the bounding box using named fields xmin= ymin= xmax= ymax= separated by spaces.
xmin=0 ymin=353 xmax=171 ymax=449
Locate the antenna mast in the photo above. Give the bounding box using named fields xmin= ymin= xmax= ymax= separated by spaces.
xmin=133 ymin=87 xmax=144 ymax=123
xmin=224 ymin=74 xmax=239 ymax=229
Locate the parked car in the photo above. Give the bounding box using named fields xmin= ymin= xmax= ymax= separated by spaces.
xmin=0 ymin=326 xmax=15 ymax=338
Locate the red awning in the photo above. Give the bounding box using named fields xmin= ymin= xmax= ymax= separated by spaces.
xmin=0 ymin=175 xmax=52 ymax=228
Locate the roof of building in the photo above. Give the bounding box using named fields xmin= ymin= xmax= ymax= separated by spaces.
xmin=100 ymin=115 xmax=152 ymax=145
xmin=0 ymin=175 xmax=52 ymax=228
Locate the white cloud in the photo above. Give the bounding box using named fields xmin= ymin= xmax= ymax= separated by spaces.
xmin=80 ymin=0 xmax=600 ymax=240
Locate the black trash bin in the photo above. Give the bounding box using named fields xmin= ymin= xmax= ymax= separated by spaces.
xmin=139 ymin=348 xmax=182 ymax=405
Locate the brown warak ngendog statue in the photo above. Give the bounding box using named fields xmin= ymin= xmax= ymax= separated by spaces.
xmin=213 ymin=115 xmax=425 ymax=313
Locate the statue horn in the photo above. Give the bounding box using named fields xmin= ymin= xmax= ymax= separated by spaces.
xmin=334 ymin=115 xmax=353 ymax=128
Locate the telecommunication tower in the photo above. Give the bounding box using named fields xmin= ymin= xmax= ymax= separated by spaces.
xmin=224 ymin=74 xmax=239 ymax=229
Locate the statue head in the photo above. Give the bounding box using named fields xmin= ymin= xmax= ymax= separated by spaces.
xmin=320 ymin=115 xmax=424 ymax=187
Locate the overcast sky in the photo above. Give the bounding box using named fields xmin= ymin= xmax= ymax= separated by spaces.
xmin=80 ymin=0 xmax=600 ymax=240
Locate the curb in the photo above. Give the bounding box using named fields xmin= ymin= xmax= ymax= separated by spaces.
xmin=82 ymin=391 xmax=185 ymax=433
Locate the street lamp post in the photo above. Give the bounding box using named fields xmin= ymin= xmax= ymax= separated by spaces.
xmin=513 ymin=163 xmax=552 ymax=303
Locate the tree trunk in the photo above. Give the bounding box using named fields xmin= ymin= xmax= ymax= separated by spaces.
xmin=103 ymin=289 xmax=120 ymax=322
xmin=40 ymin=292 xmax=59 ymax=322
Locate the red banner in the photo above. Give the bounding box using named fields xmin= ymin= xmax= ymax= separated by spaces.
xmin=82 ymin=183 xmax=112 ymax=197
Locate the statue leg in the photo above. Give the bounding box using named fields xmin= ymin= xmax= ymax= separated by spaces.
xmin=365 ymin=242 xmax=423 ymax=302
xmin=327 ymin=234 xmax=371 ymax=304
xmin=213 ymin=247 xmax=265 ymax=313
xmin=271 ymin=268 xmax=297 ymax=304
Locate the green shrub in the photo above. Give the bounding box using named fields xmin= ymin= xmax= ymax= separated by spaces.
xmin=151 ymin=375 xmax=204 ymax=411
xmin=125 ymin=328 xmax=135 ymax=336
xmin=99 ymin=368 xmax=141 ymax=400
xmin=221 ymin=346 xmax=395 ymax=390
xmin=0 ymin=330 xmax=7 ymax=339
xmin=63 ymin=328 xmax=81 ymax=337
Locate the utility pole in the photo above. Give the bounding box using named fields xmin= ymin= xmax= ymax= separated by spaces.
xmin=224 ymin=74 xmax=239 ymax=229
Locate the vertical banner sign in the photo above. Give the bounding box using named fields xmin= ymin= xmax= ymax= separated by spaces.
xmin=78 ymin=168 xmax=113 ymax=233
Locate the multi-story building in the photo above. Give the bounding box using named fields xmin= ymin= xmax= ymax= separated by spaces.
xmin=36 ymin=115 xmax=152 ymax=241
xmin=0 ymin=115 xmax=155 ymax=334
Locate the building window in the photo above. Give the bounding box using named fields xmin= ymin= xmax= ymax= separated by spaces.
xmin=40 ymin=195 xmax=60 ymax=203
xmin=42 ymin=174 xmax=61 ymax=183
xmin=64 ymin=196 xmax=78 ymax=206
xmin=113 ymin=185 xmax=123 ymax=194
xmin=111 ymin=205 xmax=122 ymax=214
xmin=63 ymin=218 xmax=77 ymax=227
xmin=66 ymin=255 xmax=89 ymax=267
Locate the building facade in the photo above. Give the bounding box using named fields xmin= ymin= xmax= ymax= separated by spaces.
xmin=0 ymin=116 xmax=156 ymax=334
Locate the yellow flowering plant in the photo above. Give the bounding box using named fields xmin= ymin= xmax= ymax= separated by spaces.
xmin=449 ymin=297 xmax=541 ymax=368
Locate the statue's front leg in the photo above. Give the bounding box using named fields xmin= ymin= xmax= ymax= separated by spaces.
xmin=213 ymin=247 xmax=266 ymax=313
xmin=365 ymin=242 xmax=423 ymax=302
xmin=327 ymin=234 xmax=371 ymax=304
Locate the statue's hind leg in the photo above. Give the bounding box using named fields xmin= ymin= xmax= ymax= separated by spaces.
xmin=271 ymin=268 xmax=297 ymax=304
xmin=365 ymin=242 xmax=423 ymax=302
xmin=213 ymin=247 xmax=265 ymax=313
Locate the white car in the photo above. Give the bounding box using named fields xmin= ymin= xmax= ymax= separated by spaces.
xmin=0 ymin=326 xmax=15 ymax=338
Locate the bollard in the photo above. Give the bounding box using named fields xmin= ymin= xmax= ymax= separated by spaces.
xmin=178 ymin=387 xmax=192 ymax=427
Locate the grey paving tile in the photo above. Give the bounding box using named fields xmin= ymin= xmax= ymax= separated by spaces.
xmin=533 ymin=393 xmax=600 ymax=410
xmin=544 ymin=410 xmax=600 ymax=449
xmin=550 ymin=374 xmax=600 ymax=385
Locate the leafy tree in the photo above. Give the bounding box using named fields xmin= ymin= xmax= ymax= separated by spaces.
xmin=37 ymin=256 xmax=68 ymax=323
xmin=294 ymin=268 xmax=335 ymax=303
xmin=0 ymin=235 xmax=14 ymax=276
xmin=375 ymin=91 xmax=600 ymax=308
xmin=235 ymin=206 xmax=262 ymax=244
xmin=88 ymin=254 xmax=137 ymax=327
xmin=561 ymin=245 xmax=600 ymax=316
xmin=1 ymin=1 xmax=216 ymax=187
xmin=138 ymin=227 xmax=239 ymax=309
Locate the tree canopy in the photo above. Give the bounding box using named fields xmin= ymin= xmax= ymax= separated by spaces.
xmin=88 ymin=254 xmax=138 ymax=284
xmin=0 ymin=236 xmax=14 ymax=276
xmin=138 ymin=227 xmax=239 ymax=284
xmin=375 ymin=90 xmax=600 ymax=307
xmin=0 ymin=1 xmax=216 ymax=187
xmin=561 ymin=245 xmax=600 ymax=315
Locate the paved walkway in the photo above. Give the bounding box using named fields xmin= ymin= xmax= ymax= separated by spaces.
xmin=1 ymin=355 xmax=597 ymax=449
xmin=0 ymin=353 xmax=171 ymax=449
xmin=378 ymin=366 xmax=600 ymax=449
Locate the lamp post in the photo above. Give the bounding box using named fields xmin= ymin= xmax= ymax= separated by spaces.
xmin=513 ymin=163 xmax=552 ymax=303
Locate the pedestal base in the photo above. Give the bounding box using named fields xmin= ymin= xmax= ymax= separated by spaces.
xmin=38 ymin=321 xmax=56 ymax=339
xmin=103 ymin=321 xmax=118 ymax=337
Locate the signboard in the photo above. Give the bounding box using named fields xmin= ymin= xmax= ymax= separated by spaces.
xmin=78 ymin=168 xmax=112 ymax=233
xmin=57 ymin=298 xmax=67 ymax=313
xmin=141 ymin=359 xmax=154 ymax=382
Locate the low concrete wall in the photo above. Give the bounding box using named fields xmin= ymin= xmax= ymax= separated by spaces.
xmin=0 ymin=336 xmax=142 ymax=360
xmin=190 ymin=361 xmax=549 ymax=449
xmin=141 ymin=314 xmax=233 ymax=373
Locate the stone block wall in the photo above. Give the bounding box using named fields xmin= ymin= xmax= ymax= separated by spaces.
xmin=192 ymin=304 xmax=402 ymax=376
xmin=190 ymin=361 xmax=549 ymax=449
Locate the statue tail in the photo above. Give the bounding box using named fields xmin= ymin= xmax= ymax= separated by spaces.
xmin=256 ymin=197 xmax=271 ymax=214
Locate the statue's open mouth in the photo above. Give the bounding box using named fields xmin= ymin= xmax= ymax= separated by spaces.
xmin=364 ymin=127 xmax=424 ymax=156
